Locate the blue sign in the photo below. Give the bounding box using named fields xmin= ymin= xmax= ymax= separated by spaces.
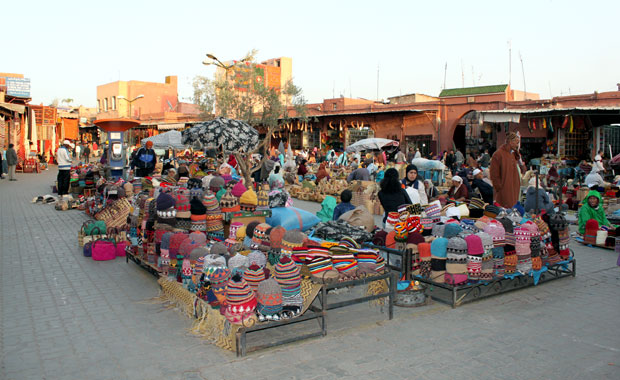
xmin=6 ymin=77 xmax=31 ymax=98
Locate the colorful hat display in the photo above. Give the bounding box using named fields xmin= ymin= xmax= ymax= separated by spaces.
xmin=430 ymin=237 xmax=448 ymax=283
xmin=239 ymin=189 xmax=258 ymax=211
xmin=464 ymin=234 xmax=484 ymax=282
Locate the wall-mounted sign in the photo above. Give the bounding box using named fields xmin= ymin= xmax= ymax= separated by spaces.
xmin=6 ymin=77 xmax=31 ymax=97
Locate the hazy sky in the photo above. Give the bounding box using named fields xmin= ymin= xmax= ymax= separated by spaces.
xmin=3 ymin=0 xmax=619 ymax=107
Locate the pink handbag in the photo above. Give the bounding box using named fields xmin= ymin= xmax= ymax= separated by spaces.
xmin=116 ymin=240 xmax=128 ymax=257
xmin=91 ymin=239 xmax=117 ymax=261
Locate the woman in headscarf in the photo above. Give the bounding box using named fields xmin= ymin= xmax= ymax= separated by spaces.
xmin=424 ymin=179 xmax=439 ymax=201
xmin=315 ymin=162 xmax=330 ymax=184
xmin=401 ymin=164 xmax=428 ymax=205
xmin=448 ymin=175 xmax=469 ymax=201
xmin=378 ymin=168 xmax=412 ymax=225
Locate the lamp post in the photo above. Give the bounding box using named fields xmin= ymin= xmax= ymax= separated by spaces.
xmin=117 ymin=94 xmax=144 ymax=119
xmin=202 ymin=53 xmax=249 ymax=80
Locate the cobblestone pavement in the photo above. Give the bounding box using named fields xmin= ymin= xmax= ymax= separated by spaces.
xmin=1 ymin=168 xmax=619 ymax=380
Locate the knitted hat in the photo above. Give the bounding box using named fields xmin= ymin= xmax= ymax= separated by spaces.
xmin=308 ymin=256 xmax=339 ymax=283
xmin=503 ymin=245 xmax=517 ymax=274
xmin=484 ymin=220 xmax=506 ymax=247
xmin=446 ymin=237 xmax=468 ymax=285
xmin=498 ymin=218 xmax=515 ymax=246
xmin=274 ymin=256 xmax=301 ymax=298
xmin=469 ymin=197 xmax=485 ymax=210
xmin=202 ymin=191 xmax=220 ymax=213
xmin=243 ymin=264 xmax=265 ymax=293
xmin=245 ymin=221 xmax=261 ymax=239
xmin=190 ymin=200 xmax=207 ymax=232
xmin=406 ymin=216 xmax=422 ymax=234
xmin=446 ymin=207 xmax=461 ymax=220
xmin=174 ymin=194 xmax=191 ymax=219
xmin=430 ymin=237 xmax=449 ymax=283
xmin=169 ymin=233 xmax=189 ymax=258
xmin=492 ymin=246 xmax=505 ymax=279
xmin=209 ymin=176 xmax=225 ymax=192
xmin=256 ymin=183 xmax=270 ymax=211
xmin=190 ymin=197 xmax=207 ymax=216
xmin=219 ymin=189 xmax=240 ymax=213
xmin=393 ymin=222 xmax=408 ymax=243
xmin=210 ymin=241 xmax=229 ymax=256
xmin=424 ymin=200 xmax=442 ymax=219
xmin=225 ymin=274 xmax=257 ymax=316
xmin=456 ymin=204 xmax=470 ymax=218
xmin=179 ymin=239 xmax=201 ymax=259
xmin=465 ymin=234 xmax=484 ymax=282
xmin=160 ymin=232 xmax=174 ymax=261
xmin=444 ymin=223 xmax=462 ymax=239
xmin=239 ymin=190 xmax=258 ymax=211
xmin=189 ymin=187 xmax=204 ymax=201
xmin=484 ymin=205 xmax=501 ymax=218
xmin=385 ymin=212 xmax=400 ymax=232
xmin=188 ymin=231 xmax=207 ymax=246
xmin=584 ymin=219 xmax=599 ymax=245
xmin=228 ymin=253 xmax=249 ymax=274
xmin=418 ymin=242 xmax=432 ymax=279
xmin=252 ymin=223 xmax=272 ymax=251
xmin=246 ymin=250 xmax=266 ymax=269
xmin=432 ymin=223 xmax=446 ymax=238
xmin=156 ymin=192 xmax=176 ymax=211
xmin=256 ymin=277 xmax=283 ymax=316
xmin=476 ymin=232 xmax=494 ymax=281
xmin=269 ymin=226 xmax=286 ymax=250
xmin=231 ymin=181 xmax=248 ymax=198
xmin=281 ymin=229 xmax=305 ymax=254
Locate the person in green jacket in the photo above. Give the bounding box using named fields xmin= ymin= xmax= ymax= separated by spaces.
xmin=578 ymin=190 xmax=613 ymax=234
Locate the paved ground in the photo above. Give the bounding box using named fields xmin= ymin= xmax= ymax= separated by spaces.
xmin=1 ymin=167 xmax=619 ymax=380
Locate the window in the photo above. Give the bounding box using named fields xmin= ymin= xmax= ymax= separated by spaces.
xmin=112 ymin=96 xmax=116 ymax=110
xmin=97 ymin=99 xmax=101 ymax=113
xmin=104 ymin=98 xmax=108 ymax=111
xmin=332 ymin=103 xmax=337 ymax=110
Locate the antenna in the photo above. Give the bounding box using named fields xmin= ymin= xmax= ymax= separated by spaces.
xmin=508 ymin=40 xmax=512 ymax=87
xmin=461 ymin=60 xmax=465 ymax=88
xmin=376 ymin=63 xmax=380 ymax=100
xmin=471 ymin=66 xmax=475 ymax=86
xmin=443 ymin=62 xmax=447 ymax=90
xmin=332 ymin=80 xmax=335 ymax=99
xmin=548 ymin=81 xmax=552 ymax=98
xmin=519 ymin=51 xmax=526 ymax=99
xmin=349 ymin=78 xmax=352 ymax=98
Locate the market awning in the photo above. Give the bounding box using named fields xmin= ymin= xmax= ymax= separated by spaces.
xmin=157 ymin=123 xmax=185 ymax=130
xmin=0 ymin=102 xmax=25 ymax=114
xmin=480 ymin=112 xmax=521 ymax=123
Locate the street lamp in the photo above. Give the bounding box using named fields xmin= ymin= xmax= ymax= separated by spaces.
xmin=117 ymin=94 xmax=144 ymax=119
xmin=202 ymin=53 xmax=250 ymax=79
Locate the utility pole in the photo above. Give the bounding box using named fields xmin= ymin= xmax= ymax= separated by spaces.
xmin=376 ymin=63 xmax=380 ymax=100
xmin=461 ymin=60 xmax=464 ymax=88
xmin=519 ymin=51 xmax=526 ymax=99
xmin=508 ymin=40 xmax=512 ymax=87
xmin=443 ymin=62 xmax=447 ymax=89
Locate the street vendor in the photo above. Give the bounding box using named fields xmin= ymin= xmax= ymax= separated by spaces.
xmin=131 ymin=140 xmax=157 ymax=177
xmin=378 ymin=168 xmax=412 ymax=225
xmin=578 ymin=190 xmax=614 ymax=235
xmin=447 ymin=175 xmax=469 ymax=201
xmin=315 ymin=162 xmax=330 ymax=184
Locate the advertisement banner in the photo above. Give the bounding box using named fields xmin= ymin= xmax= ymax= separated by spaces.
xmin=6 ymin=77 xmax=31 ymax=98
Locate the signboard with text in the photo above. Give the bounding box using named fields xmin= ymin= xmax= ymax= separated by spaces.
xmin=6 ymin=77 xmax=31 ymax=98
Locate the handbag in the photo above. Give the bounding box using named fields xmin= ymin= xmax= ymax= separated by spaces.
xmin=81 ymin=224 xmax=107 ymax=247
xmin=115 ymin=240 xmax=128 ymax=257
xmin=91 ymin=239 xmax=117 ymax=261
xmin=95 ymin=198 xmax=131 ymax=229
xmin=84 ymin=220 xmax=107 ymax=236
xmin=83 ymin=242 xmax=93 ymax=257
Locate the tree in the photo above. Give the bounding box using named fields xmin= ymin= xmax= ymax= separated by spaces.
xmin=193 ymin=50 xmax=309 ymax=186
xmin=191 ymin=76 xmax=215 ymax=118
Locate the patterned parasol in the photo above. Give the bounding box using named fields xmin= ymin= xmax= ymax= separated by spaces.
xmin=182 ymin=117 xmax=259 ymax=152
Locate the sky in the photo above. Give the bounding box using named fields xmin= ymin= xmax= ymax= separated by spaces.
xmin=3 ymin=0 xmax=619 ymax=107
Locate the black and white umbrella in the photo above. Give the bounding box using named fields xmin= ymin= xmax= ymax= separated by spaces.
xmin=182 ymin=117 xmax=259 ymax=152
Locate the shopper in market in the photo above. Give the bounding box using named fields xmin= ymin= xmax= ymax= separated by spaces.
xmin=471 ymin=168 xmax=494 ymax=204
xmin=347 ymin=162 xmax=370 ymax=181
xmin=401 ymin=164 xmax=428 ymax=205
xmin=378 ymin=168 xmax=412 ymax=225
xmin=524 ymin=177 xmax=554 ymax=215
xmin=585 ymin=166 xmax=607 ymax=190
xmin=478 ymin=149 xmax=491 ymax=168
xmin=5 ymin=144 xmax=18 ymax=181
xmin=82 ymin=143 xmax=91 ymax=164
xmin=333 ymin=190 xmax=356 ymax=220
xmin=297 ymin=159 xmax=308 ymax=177
xmin=56 ymin=140 xmax=73 ymax=195
xmin=315 ymin=162 xmax=330 ymax=184
xmin=594 ymin=150 xmax=605 ymax=173
xmin=131 ymin=140 xmax=157 ymax=177
xmin=447 ymin=175 xmax=469 ymax=201
xmin=578 ymin=190 xmax=614 ymax=235
xmin=424 ymin=179 xmax=439 ymax=201
xmin=490 ymin=132 xmax=525 ymax=208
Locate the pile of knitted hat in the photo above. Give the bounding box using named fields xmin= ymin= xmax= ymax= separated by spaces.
xmin=256 ymin=277 xmax=283 ymax=321
xmin=514 ymin=222 xmax=533 ymax=275
xmin=306 ymin=246 xmax=339 ymax=283
xmin=477 ymin=232 xmax=494 ymax=281
xmin=465 ymin=234 xmax=484 ymax=283
xmin=174 ymin=193 xmax=192 ymax=230
xmin=156 ymin=192 xmax=177 ymax=227
xmin=498 ymin=217 xmax=517 ymax=275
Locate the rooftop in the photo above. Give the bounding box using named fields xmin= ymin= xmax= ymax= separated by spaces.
xmin=439 ymin=84 xmax=508 ymax=97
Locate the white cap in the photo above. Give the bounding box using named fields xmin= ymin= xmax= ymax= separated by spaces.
xmin=63 ymin=139 xmax=74 ymax=148
xmin=452 ymin=175 xmax=463 ymax=183
xmin=472 ymin=169 xmax=482 ymax=176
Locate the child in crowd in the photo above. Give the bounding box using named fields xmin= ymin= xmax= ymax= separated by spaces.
xmin=333 ymin=189 xmax=356 ymax=220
